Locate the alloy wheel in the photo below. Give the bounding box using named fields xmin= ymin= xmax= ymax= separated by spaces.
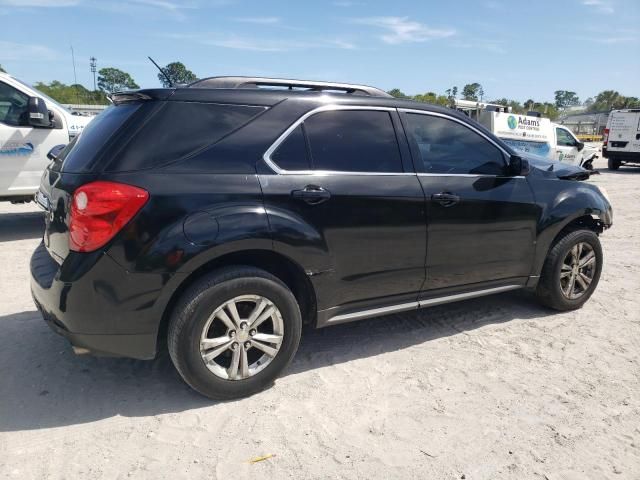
xmin=560 ymin=242 xmax=596 ymax=300
xmin=199 ymin=295 xmax=284 ymax=380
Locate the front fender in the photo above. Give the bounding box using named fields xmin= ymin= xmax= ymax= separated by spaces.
xmin=532 ymin=182 xmax=611 ymax=277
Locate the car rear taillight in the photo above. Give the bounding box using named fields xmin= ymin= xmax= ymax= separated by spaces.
xmin=603 ymin=128 xmax=609 ymax=145
xmin=69 ymin=181 xmax=149 ymax=252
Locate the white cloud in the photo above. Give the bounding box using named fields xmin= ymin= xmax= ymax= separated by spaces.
xmin=0 ymin=41 xmax=58 ymax=61
xmin=234 ymin=16 xmax=280 ymax=24
xmin=130 ymin=0 xmax=197 ymax=12
xmin=483 ymin=1 xmax=502 ymax=9
xmin=0 ymin=0 xmax=80 ymax=5
xmin=353 ymin=16 xmax=456 ymax=44
xmin=168 ymin=33 xmax=356 ymax=52
xmin=582 ymin=0 xmax=614 ymax=14
xmin=595 ymin=36 xmax=637 ymax=44
xmin=333 ymin=1 xmax=364 ymax=6
xmin=454 ymin=39 xmax=507 ymax=54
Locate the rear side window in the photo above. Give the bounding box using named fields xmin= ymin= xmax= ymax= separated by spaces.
xmin=304 ymin=110 xmax=403 ymax=172
xmin=271 ymin=125 xmax=311 ymax=171
xmin=106 ymin=102 xmax=265 ymax=171
xmin=405 ymin=113 xmax=506 ymax=175
xmin=62 ymin=104 xmax=141 ymax=172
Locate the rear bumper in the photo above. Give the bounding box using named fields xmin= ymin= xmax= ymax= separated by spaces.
xmin=30 ymin=241 xmax=166 ymax=359
xmin=606 ymin=151 xmax=640 ymax=164
xmin=33 ymin=294 xmax=156 ymax=358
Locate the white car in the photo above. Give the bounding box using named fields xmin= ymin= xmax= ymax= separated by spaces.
xmin=603 ymin=108 xmax=640 ymax=170
xmin=0 ymin=72 xmax=94 ymax=202
xmin=477 ymin=109 xmax=598 ymax=169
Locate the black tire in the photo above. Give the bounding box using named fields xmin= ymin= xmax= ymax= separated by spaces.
xmin=536 ymin=229 xmax=603 ymax=311
xmin=608 ymin=157 xmax=621 ymax=170
xmin=168 ymin=266 xmax=302 ymax=400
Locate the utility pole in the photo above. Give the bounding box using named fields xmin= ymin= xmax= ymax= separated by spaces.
xmin=90 ymin=57 xmax=97 ymax=91
xmin=90 ymin=57 xmax=97 ymax=103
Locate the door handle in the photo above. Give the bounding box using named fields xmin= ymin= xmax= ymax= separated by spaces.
xmin=291 ymin=185 xmax=331 ymax=205
xmin=431 ymin=192 xmax=460 ymax=207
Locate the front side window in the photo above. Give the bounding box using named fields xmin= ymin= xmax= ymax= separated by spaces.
xmin=303 ymin=110 xmax=403 ymax=173
xmin=556 ymin=128 xmax=576 ymax=147
xmin=405 ymin=113 xmax=506 ymax=175
xmin=0 ymin=82 xmax=29 ymax=127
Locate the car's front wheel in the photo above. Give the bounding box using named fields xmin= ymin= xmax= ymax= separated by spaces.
xmin=168 ymin=266 xmax=302 ymax=400
xmin=536 ymin=229 xmax=603 ymax=311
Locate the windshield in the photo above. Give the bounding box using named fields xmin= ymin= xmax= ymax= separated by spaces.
xmin=10 ymin=76 xmax=72 ymax=113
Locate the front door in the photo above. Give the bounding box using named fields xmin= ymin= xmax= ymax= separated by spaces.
xmin=259 ymin=107 xmax=426 ymax=313
xmin=0 ymin=81 xmax=65 ymax=197
xmin=555 ymin=127 xmax=579 ymax=165
xmin=400 ymin=109 xmax=538 ymax=294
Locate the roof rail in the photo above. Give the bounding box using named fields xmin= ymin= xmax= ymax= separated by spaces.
xmin=188 ymin=76 xmax=392 ymax=98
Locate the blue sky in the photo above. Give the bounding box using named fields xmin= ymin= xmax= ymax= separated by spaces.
xmin=1 ymin=0 xmax=638 ymax=103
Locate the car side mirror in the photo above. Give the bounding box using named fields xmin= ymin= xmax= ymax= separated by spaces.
xmin=27 ymin=97 xmax=52 ymax=128
xmin=576 ymin=141 xmax=585 ymax=151
xmin=47 ymin=144 xmax=66 ymax=161
xmin=509 ymin=155 xmax=530 ymax=176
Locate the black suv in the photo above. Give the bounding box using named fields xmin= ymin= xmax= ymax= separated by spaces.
xmin=31 ymin=77 xmax=612 ymax=399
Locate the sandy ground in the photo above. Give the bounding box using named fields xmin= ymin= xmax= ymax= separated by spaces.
xmin=0 ymin=154 xmax=639 ymax=480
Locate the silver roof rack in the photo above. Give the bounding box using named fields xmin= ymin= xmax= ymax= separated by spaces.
xmin=188 ymin=76 xmax=392 ymax=97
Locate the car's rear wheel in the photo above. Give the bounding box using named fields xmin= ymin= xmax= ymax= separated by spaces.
xmin=608 ymin=157 xmax=621 ymax=170
xmin=168 ymin=266 xmax=302 ymax=400
xmin=536 ymin=229 xmax=603 ymax=311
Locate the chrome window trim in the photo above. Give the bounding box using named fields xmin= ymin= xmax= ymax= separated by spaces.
xmin=262 ymin=104 xmax=412 ymax=176
xmin=399 ymin=108 xmax=512 ymax=159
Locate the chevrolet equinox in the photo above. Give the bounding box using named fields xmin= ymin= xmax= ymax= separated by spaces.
xmin=30 ymin=77 xmax=613 ymax=399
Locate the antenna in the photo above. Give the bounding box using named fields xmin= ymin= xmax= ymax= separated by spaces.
xmin=148 ymin=56 xmax=173 ymax=87
xmin=70 ymin=45 xmax=80 ymax=104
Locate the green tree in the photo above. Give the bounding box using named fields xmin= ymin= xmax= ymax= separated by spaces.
xmin=387 ymin=88 xmax=409 ymax=99
xmin=158 ymin=62 xmax=197 ymax=87
xmin=414 ymin=92 xmax=449 ymax=106
xmin=0 ymin=64 xmax=6 ymax=73
xmin=586 ymin=90 xmax=640 ymax=111
xmin=623 ymin=97 xmax=640 ymax=108
xmin=97 ymin=67 xmax=139 ymax=93
xmin=553 ymin=90 xmax=580 ymax=109
xmin=462 ymin=83 xmax=483 ymax=101
xmin=34 ymin=81 xmax=109 ymax=105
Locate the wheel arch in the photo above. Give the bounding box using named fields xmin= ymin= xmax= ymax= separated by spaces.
xmin=155 ymin=249 xmax=317 ymax=352
xmin=532 ymin=211 xmax=606 ymax=279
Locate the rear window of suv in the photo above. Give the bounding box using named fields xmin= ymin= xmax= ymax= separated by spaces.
xmin=62 ymin=104 xmax=140 ymax=173
xmin=62 ymin=101 xmax=264 ymax=173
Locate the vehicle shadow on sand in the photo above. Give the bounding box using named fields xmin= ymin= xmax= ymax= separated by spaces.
xmin=0 ymin=210 xmax=44 ymax=242
xmin=0 ymin=291 xmax=557 ymax=432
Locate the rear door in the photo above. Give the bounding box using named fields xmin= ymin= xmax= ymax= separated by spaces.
xmin=400 ymin=109 xmax=537 ymax=294
xmin=259 ymin=106 xmax=426 ymax=313
xmin=608 ymin=110 xmax=640 ymax=153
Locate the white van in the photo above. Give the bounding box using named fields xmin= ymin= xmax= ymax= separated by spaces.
xmin=476 ymin=110 xmax=598 ymax=169
xmin=0 ymin=72 xmax=93 ymax=202
xmin=602 ymin=108 xmax=640 ymax=170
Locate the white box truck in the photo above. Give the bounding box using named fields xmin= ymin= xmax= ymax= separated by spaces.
xmin=476 ymin=109 xmax=598 ymax=169
xmin=602 ymin=108 xmax=640 ymax=170
xmin=0 ymin=72 xmax=94 ymax=202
